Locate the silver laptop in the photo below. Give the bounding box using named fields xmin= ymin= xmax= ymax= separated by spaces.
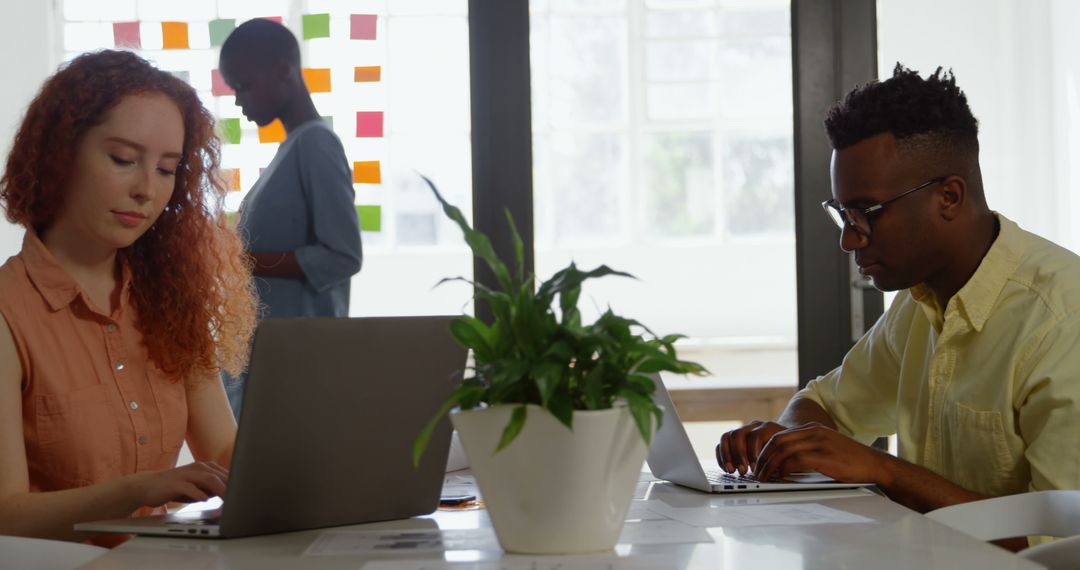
xmin=646 ymin=376 xmax=873 ymax=494
xmin=76 ymin=316 xmax=466 ymax=538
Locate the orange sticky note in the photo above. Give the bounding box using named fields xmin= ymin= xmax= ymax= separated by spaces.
xmin=221 ymin=168 xmax=241 ymax=191
xmin=161 ymin=22 xmax=189 ymax=49
xmin=354 ymin=66 xmax=381 ymax=83
xmin=302 ymin=68 xmax=332 ymax=93
xmin=353 ymin=161 xmax=381 ymax=184
xmin=258 ymin=119 xmax=286 ymax=144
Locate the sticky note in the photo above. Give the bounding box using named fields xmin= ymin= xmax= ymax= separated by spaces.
xmin=353 ymin=161 xmax=381 ymax=184
xmin=161 ymin=22 xmax=189 ymax=49
xmin=354 ymin=66 xmax=381 ymax=82
xmin=260 ymin=16 xmax=283 ymax=24
xmin=113 ymin=22 xmax=141 ymax=48
xmin=169 ymin=70 xmax=190 ymax=83
xmin=351 ymin=14 xmax=377 ymax=40
xmin=221 ymin=168 xmax=241 ymax=191
xmin=211 ymin=69 xmax=234 ymax=96
xmin=356 ymin=112 xmax=383 ymax=138
xmin=303 ymin=13 xmax=330 ymax=39
xmin=356 ymin=205 xmax=381 ymax=232
xmin=302 ymin=68 xmax=331 ymax=93
xmin=225 ymin=211 xmax=237 ymax=225
xmin=322 ymin=115 xmax=334 ymax=129
xmin=220 ymin=118 xmax=241 ymax=144
xmin=258 ymin=119 xmax=286 ymax=144
xmin=208 ymin=19 xmax=235 ymax=47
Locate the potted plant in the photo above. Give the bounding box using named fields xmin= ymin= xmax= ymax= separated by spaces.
xmin=413 ymin=178 xmax=706 ymax=554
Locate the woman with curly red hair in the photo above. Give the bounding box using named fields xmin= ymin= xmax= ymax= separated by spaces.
xmin=0 ymin=50 xmax=257 ymax=544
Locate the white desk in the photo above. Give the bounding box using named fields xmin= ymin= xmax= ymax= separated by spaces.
xmin=82 ymin=472 xmax=1038 ymax=569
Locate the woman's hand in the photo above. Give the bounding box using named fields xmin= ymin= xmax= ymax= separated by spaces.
xmin=130 ymin=462 xmax=229 ymax=507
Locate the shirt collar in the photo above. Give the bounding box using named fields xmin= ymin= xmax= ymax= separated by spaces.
xmin=910 ymin=212 xmax=1024 ymax=334
xmin=21 ymin=229 xmax=133 ymax=315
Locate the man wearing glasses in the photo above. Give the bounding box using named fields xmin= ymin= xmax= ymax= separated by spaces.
xmin=716 ymin=65 xmax=1080 ymax=521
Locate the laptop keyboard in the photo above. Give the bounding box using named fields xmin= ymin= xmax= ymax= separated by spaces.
xmin=705 ymin=469 xmax=764 ymax=486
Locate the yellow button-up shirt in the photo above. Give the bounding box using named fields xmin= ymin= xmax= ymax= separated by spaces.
xmin=797 ymin=213 xmax=1080 ymax=497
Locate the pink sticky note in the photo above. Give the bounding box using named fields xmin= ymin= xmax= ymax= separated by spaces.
xmin=259 ymin=16 xmax=283 ymax=24
xmin=356 ymin=112 xmax=383 ymax=138
xmin=211 ymin=69 xmax=234 ymax=96
xmin=351 ymin=14 xmax=377 ymax=40
xmin=113 ymin=22 xmax=141 ymax=48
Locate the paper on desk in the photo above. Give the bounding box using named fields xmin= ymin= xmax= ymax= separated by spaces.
xmin=646 ymin=502 xmax=875 ymax=528
xmin=362 ymin=555 xmax=671 ymax=570
xmin=618 ymin=519 xmax=713 ymax=545
xmin=304 ymin=528 xmax=500 ymax=556
xmin=624 ymin=500 xmax=668 ymax=521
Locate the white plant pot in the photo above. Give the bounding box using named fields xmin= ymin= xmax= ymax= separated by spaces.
xmin=451 ymin=404 xmax=651 ymax=554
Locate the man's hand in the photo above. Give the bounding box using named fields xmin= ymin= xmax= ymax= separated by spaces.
xmin=753 ymin=422 xmax=892 ymax=484
xmin=715 ymin=421 xmax=788 ymax=476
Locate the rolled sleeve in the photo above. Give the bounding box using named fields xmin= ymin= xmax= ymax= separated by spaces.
xmin=796 ymin=294 xmax=910 ymax=444
xmin=294 ymin=127 xmax=363 ymax=293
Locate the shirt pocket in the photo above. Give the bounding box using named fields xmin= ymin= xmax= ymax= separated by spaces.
xmin=34 ymin=383 xmax=121 ymax=487
xmin=946 ymin=401 xmax=1024 ymax=495
xmin=149 ymin=370 xmax=187 ymax=454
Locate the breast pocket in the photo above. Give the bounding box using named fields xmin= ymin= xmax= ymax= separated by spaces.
xmin=946 ymin=402 xmax=1024 ymax=495
xmin=33 ymin=383 xmax=122 ymax=487
xmin=149 ymin=369 xmax=187 ymax=454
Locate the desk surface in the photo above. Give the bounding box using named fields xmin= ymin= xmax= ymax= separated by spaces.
xmin=83 ymin=472 xmax=1037 ymax=570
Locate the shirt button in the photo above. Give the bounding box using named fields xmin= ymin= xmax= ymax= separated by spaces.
xmin=106 ymin=324 xmax=117 ymax=333
xmin=936 ymin=376 xmax=945 ymax=384
xmin=115 ymin=362 xmax=125 ymax=371
xmin=129 ymin=401 xmax=139 ymax=410
xmin=138 ymin=436 xmax=148 ymax=445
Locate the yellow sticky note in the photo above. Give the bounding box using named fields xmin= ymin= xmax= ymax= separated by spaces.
xmin=161 ymin=22 xmax=189 ymax=49
xmin=354 ymin=66 xmax=381 ymax=83
xmin=257 ymin=119 xmax=286 ymax=144
xmin=302 ymin=68 xmax=332 ymax=93
xmin=353 ymin=161 xmax=381 ymax=184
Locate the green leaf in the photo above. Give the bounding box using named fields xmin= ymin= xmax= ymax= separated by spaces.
xmin=495 ymin=405 xmax=528 ymax=452
xmin=548 ymin=390 xmax=575 ymax=429
xmin=530 ymin=360 xmax=564 ymax=407
xmin=620 ymin=389 xmax=659 ymax=446
xmin=449 ymin=317 xmax=494 ymax=361
xmin=420 ymin=173 xmax=513 ymax=292
xmin=504 ymin=209 xmax=525 ymax=286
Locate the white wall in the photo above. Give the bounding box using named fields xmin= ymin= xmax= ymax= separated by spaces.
xmin=878 ymin=0 xmax=1080 ymax=252
xmin=0 ymin=0 xmax=54 ymax=259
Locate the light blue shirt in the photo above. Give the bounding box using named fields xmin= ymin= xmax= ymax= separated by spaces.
xmin=237 ymin=120 xmax=362 ymax=319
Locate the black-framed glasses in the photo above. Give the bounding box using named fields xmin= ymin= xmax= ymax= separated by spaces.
xmin=821 ymin=176 xmax=947 ymax=236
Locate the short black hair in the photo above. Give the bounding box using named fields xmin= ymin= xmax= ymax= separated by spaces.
xmin=824 ymin=64 xmax=979 ymax=154
xmin=219 ymin=18 xmax=300 ymax=69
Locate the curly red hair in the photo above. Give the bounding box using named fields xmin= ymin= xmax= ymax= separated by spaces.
xmin=0 ymin=50 xmax=257 ymax=380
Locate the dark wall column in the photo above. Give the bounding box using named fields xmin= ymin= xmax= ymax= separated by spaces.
xmin=792 ymin=0 xmax=880 ymax=387
xmin=468 ymin=0 xmax=535 ymax=321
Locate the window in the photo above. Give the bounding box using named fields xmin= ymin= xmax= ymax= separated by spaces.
xmin=530 ymin=0 xmax=797 ymax=405
xmin=58 ymin=0 xmax=473 ymax=317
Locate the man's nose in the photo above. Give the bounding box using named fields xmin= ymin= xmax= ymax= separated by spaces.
xmin=839 ymin=223 xmax=868 ymax=253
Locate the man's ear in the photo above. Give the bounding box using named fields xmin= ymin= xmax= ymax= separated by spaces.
xmin=938 ymin=175 xmax=966 ymax=221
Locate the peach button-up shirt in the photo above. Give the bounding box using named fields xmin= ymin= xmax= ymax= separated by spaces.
xmin=1 ymin=230 xmax=186 ymax=503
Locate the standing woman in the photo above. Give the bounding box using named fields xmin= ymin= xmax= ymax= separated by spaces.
xmin=0 ymin=50 xmax=257 ymax=545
